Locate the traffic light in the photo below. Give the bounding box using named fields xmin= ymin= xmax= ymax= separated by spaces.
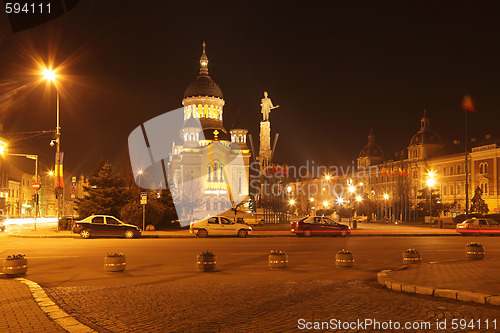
xmin=32 ymin=193 xmax=39 ymax=204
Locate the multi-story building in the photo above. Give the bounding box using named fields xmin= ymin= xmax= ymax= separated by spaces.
xmin=351 ymin=111 xmax=500 ymax=221
xmin=295 ymin=111 xmax=500 ymax=222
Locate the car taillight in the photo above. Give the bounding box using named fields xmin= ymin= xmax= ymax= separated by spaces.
xmin=190 ymin=222 xmax=194 ymax=228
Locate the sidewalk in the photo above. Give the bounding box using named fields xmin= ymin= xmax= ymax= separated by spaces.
xmin=378 ymin=259 xmax=500 ymax=306
xmin=6 ymin=222 xmax=458 ymax=238
xmin=0 ymin=277 xmax=65 ymax=332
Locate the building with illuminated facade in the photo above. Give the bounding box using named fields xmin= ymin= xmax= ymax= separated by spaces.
xmin=168 ymin=44 xmax=251 ymax=221
xmin=353 ymin=111 xmax=500 ymax=220
xmin=300 ymin=111 xmax=500 ymax=221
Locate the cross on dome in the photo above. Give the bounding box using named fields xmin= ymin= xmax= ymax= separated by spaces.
xmin=200 ymin=42 xmax=209 ymax=75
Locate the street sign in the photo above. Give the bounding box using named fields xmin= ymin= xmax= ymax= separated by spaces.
xmin=140 ymin=192 xmax=147 ymax=205
xmin=71 ymin=176 xmax=77 ymax=198
xmin=32 ymin=182 xmax=41 ymax=190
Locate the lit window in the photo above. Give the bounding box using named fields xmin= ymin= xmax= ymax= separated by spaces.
xmin=213 ymin=162 xmax=218 ymax=182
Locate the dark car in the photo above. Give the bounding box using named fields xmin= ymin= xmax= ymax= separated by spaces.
xmin=291 ymin=216 xmax=351 ymax=237
xmin=72 ymin=215 xmax=141 ymax=239
xmin=0 ymin=215 xmax=5 ymax=232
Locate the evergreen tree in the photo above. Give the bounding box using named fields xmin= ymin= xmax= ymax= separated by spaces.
xmin=470 ymin=186 xmax=489 ymax=214
xmin=120 ymin=188 xmax=179 ymax=229
xmin=76 ymin=161 xmax=128 ymax=218
xmin=416 ymin=187 xmax=442 ymax=217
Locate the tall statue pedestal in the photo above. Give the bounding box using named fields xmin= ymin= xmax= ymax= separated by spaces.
xmin=259 ymin=121 xmax=272 ymax=167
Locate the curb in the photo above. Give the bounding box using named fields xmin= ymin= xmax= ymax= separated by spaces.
xmin=16 ymin=277 xmax=97 ymax=332
xmin=6 ymin=233 xmax=458 ymax=238
xmin=8 ymin=234 xmax=80 ymax=238
xmin=377 ymin=268 xmax=500 ymax=306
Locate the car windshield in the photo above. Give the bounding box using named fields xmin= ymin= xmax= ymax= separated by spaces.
xmin=463 ymin=219 xmax=474 ymax=224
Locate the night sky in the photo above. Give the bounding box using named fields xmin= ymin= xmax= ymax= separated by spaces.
xmin=1 ymin=0 xmax=500 ymax=177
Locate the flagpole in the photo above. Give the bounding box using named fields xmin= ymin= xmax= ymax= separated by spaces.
xmin=56 ymin=91 xmax=61 ymax=231
xmin=464 ymin=98 xmax=469 ymax=216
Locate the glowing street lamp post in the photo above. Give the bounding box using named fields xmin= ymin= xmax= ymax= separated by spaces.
xmin=426 ymin=172 xmax=436 ymax=223
xmin=383 ymin=193 xmax=389 ymax=222
xmin=42 ymin=68 xmax=62 ymax=231
xmin=348 ymin=182 xmax=355 ymax=228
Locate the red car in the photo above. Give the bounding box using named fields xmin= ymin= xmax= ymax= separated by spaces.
xmin=291 ymin=216 xmax=351 ymax=237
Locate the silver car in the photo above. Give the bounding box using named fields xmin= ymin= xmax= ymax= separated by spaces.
xmin=456 ymin=218 xmax=500 ymax=236
xmin=190 ymin=216 xmax=252 ymax=238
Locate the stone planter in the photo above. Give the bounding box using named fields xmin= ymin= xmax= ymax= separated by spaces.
xmin=335 ymin=250 xmax=354 ymax=268
xmin=2 ymin=255 xmax=28 ymax=276
xmin=465 ymin=243 xmax=484 ymax=260
xmin=402 ymin=249 xmax=421 ymax=264
xmin=268 ymin=251 xmax=288 ymax=269
xmin=197 ymin=252 xmax=216 ymax=272
xmin=104 ymin=254 xmax=126 ymax=272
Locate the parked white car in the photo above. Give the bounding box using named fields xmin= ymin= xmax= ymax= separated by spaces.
xmin=190 ymin=216 xmax=252 ymax=238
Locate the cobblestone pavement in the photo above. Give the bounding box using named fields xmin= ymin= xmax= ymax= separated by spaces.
xmin=0 ymin=279 xmax=65 ymax=333
xmin=45 ymin=280 xmax=500 ymax=333
xmin=388 ymin=259 xmax=500 ymax=295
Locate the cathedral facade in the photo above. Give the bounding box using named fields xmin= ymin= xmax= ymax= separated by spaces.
xmin=168 ymin=44 xmax=251 ymax=222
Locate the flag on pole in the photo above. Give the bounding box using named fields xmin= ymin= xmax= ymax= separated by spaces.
xmin=54 ymin=152 xmax=65 ymax=189
xmin=462 ymin=94 xmax=476 ymax=112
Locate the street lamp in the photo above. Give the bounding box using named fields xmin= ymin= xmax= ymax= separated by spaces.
xmin=383 ymin=193 xmax=389 ymax=222
xmin=427 ymin=172 xmax=436 ymax=222
xmin=42 ymin=66 xmax=62 ymax=231
xmin=347 ymin=184 xmax=356 ymax=227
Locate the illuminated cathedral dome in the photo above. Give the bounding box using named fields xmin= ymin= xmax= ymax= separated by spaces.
xmin=184 ymin=76 xmax=223 ymax=99
xmin=182 ymin=43 xmax=225 ymax=132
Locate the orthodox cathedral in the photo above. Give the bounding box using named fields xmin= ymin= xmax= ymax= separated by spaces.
xmin=168 ymin=43 xmax=251 ymax=221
